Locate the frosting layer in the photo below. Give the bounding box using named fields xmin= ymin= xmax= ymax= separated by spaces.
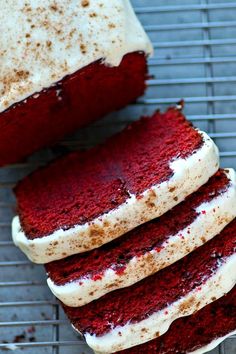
xmin=0 ymin=0 xmax=152 ymax=112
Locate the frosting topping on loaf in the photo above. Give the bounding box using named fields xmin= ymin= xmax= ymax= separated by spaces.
xmin=0 ymin=0 xmax=152 ymax=112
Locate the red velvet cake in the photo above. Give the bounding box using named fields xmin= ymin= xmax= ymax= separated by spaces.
xmin=45 ymin=169 xmax=236 ymax=307
xmin=12 ymin=106 xmax=219 ymax=263
xmin=0 ymin=0 xmax=152 ymax=166
xmin=63 ymin=219 xmax=236 ymax=353
xmin=117 ymin=286 xmax=236 ymax=354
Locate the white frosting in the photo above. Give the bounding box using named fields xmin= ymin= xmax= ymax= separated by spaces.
xmin=47 ymin=169 xmax=236 ymax=307
xmin=190 ymin=330 xmax=236 ymax=354
xmin=83 ymin=254 xmax=236 ymax=353
xmin=12 ymin=131 xmax=219 ymax=263
xmin=0 ymin=0 xmax=152 ymax=113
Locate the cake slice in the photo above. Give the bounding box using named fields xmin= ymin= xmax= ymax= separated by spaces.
xmin=0 ymin=0 xmax=152 ymax=166
xmin=116 ymin=286 xmax=236 ymax=354
xmin=12 ymin=106 xmax=219 ymax=263
xmin=63 ymin=219 xmax=236 ymax=353
xmin=46 ymin=169 xmax=236 ymax=307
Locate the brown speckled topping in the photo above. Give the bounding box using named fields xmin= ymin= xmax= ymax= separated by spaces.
xmin=81 ymin=0 xmax=90 ymax=7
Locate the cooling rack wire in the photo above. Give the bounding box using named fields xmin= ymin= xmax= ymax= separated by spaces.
xmin=0 ymin=1 xmax=236 ymax=353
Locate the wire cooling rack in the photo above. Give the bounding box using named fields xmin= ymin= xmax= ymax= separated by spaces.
xmin=0 ymin=1 xmax=236 ymax=353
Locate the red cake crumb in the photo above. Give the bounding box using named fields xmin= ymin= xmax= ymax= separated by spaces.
xmin=0 ymin=52 xmax=147 ymax=166
xmin=15 ymin=106 xmax=202 ymax=239
xmin=45 ymin=170 xmax=229 ymax=285
xmin=117 ymin=286 xmax=236 ymax=354
xmin=63 ymin=219 xmax=236 ymax=337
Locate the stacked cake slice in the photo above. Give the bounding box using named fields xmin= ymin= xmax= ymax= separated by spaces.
xmin=45 ymin=169 xmax=236 ymax=307
xmin=117 ymin=286 xmax=236 ymax=354
xmin=12 ymin=106 xmax=219 ymax=262
xmin=12 ymin=106 xmax=236 ymax=353
xmin=63 ymin=220 xmax=236 ymax=353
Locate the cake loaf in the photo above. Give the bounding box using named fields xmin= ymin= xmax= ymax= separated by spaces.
xmin=46 ymin=169 xmax=236 ymax=307
xmin=12 ymin=107 xmax=219 ymax=263
xmin=63 ymin=219 xmax=236 ymax=353
xmin=117 ymin=286 xmax=236 ymax=354
xmin=0 ymin=0 xmax=152 ymax=166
